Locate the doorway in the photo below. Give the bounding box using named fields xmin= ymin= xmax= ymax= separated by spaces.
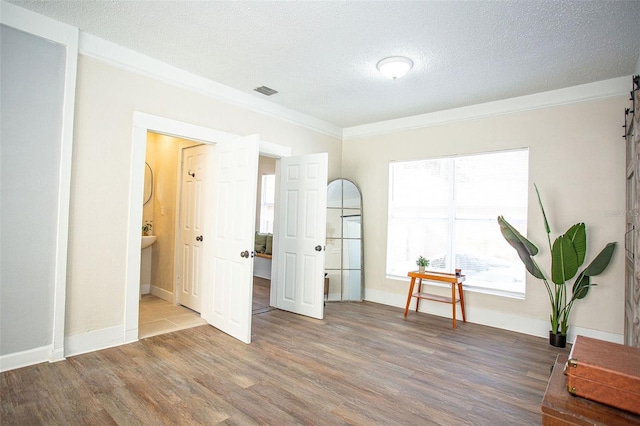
xmin=138 ymin=133 xmax=207 ymax=338
xmin=139 ymin=137 xmax=277 ymax=326
xmin=125 ymin=112 xmax=292 ymax=344
xmin=140 ymin=134 xmax=277 ymax=336
xmin=253 ymin=156 xmax=277 ymax=314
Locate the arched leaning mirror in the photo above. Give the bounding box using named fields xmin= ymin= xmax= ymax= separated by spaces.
xmin=325 ymin=179 xmax=363 ymax=301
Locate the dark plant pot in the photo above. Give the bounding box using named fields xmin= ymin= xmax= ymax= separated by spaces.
xmin=549 ymin=331 xmax=567 ymax=348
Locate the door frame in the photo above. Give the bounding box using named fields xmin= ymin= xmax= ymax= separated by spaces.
xmin=125 ymin=112 xmax=290 ymax=343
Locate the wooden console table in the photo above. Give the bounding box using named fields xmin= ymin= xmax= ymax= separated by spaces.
xmin=404 ymin=270 xmax=466 ymax=329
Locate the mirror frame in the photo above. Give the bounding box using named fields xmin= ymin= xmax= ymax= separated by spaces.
xmin=143 ymin=162 xmax=153 ymax=205
xmin=325 ymin=178 xmax=363 ymax=302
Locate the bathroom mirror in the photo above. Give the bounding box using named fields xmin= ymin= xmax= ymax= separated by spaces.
xmin=143 ymin=162 xmax=153 ymax=205
xmin=325 ymin=179 xmax=363 ymax=301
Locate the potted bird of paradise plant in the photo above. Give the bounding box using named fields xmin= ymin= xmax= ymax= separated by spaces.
xmin=498 ymin=185 xmax=616 ymax=347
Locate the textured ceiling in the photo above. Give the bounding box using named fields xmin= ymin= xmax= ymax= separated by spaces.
xmin=7 ymin=1 xmax=640 ymax=129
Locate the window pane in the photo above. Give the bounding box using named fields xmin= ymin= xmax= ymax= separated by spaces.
xmin=386 ymin=218 xmax=450 ymax=276
xmin=263 ymin=174 xmax=275 ymax=204
xmin=454 ymin=219 xmax=525 ymax=295
xmin=455 ymin=150 xmax=529 ymax=220
xmin=260 ymin=174 xmax=275 ymax=233
xmin=390 ymin=159 xmax=451 ymax=208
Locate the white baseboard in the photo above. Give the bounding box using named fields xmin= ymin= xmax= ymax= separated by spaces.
xmin=49 ymin=346 xmax=65 ymax=363
xmin=326 ymin=292 xmax=346 ymax=301
xmin=364 ymin=288 xmax=623 ymax=345
xmin=64 ymin=324 xmax=125 ymax=357
xmin=567 ymin=326 xmax=623 ymax=345
xmin=124 ymin=327 xmax=139 ymax=345
xmin=0 ymin=345 xmax=51 ymax=372
xmin=150 ymin=285 xmax=173 ymax=302
xmin=141 ymin=283 xmax=151 ymax=294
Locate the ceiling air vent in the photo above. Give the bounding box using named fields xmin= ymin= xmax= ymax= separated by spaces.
xmin=254 ymin=86 xmax=278 ymax=96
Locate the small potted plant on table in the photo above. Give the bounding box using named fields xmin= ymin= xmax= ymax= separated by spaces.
xmin=416 ymin=256 xmax=430 ymax=273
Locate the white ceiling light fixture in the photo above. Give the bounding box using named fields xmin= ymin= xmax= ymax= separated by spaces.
xmin=376 ymin=56 xmax=414 ymax=80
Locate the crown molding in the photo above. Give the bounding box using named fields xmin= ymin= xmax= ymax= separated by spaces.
xmin=4 ymin=1 xmax=634 ymax=144
xmin=79 ymin=32 xmax=342 ymax=139
xmin=342 ymin=76 xmax=631 ymax=140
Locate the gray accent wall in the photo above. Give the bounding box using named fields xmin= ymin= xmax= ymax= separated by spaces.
xmin=1 ymin=24 xmax=66 ymax=355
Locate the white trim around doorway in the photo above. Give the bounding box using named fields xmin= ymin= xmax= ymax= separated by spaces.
xmin=125 ymin=112 xmax=291 ymax=344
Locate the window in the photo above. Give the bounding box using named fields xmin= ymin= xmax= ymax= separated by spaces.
xmin=259 ymin=174 xmax=275 ymax=233
xmin=387 ymin=149 xmax=529 ymax=297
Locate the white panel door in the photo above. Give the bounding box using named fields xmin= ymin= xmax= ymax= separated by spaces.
xmin=178 ymin=144 xmax=209 ymax=313
xmin=274 ymin=153 xmax=328 ymax=319
xmin=204 ymin=134 xmax=259 ymax=344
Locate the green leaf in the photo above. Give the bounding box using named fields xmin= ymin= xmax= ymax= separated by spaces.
xmin=498 ymin=216 xmax=544 ymax=279
xmin=551 ymin=235 xmax=579 ymax=284
xmin=572 ymin=272 xmax=594 ymax=300
xmin=565 ymin=223 xmax=586 ymax=266
xmin=583 ymin=242 xmax=617 ymax=276
xmin=535 ymin=184 xmax=551 ymax=235
xmin=497 ymin=216 xmax=538 ymax=256
xmin=516 ymin=246 xmax=545 ymax=279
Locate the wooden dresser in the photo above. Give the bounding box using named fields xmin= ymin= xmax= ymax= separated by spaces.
xmin=541 ymin=354 xmax=640 ymax=425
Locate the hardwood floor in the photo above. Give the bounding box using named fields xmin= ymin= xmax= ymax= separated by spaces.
xmin=1 ymin=301 xmax=570 ymax=425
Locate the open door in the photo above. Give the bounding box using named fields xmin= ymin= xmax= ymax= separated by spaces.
xmin=203 ymin=134 xmax=259 ymax=344
xmin=273 ymin=153 xmax=328 ymax=319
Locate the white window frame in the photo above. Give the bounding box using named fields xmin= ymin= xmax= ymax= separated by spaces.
xmin=386 ymin=148 xmax=529 ymax=299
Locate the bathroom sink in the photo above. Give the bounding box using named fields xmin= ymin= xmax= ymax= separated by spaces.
xmin=141 ymin=235 xmax=157 ymax=249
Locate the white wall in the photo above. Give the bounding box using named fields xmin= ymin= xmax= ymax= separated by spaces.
xmin=343 ymin=90 xmax=627 ymax=343
xmin=65 ymin=55 xmax=341 ymax=343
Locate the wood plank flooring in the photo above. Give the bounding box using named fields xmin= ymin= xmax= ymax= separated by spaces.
xmin=1 ymin=301 xmax=571 ymax=425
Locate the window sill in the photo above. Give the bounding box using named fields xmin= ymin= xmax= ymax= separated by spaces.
xmin=386 ymin=274 xmax=525 ymax=300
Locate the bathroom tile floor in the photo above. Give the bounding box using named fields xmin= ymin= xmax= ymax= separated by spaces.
xmin=138 ymin=278 xmax=272 ymax=339
xmin=138 ymin=295 xmax=206 ymax=339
